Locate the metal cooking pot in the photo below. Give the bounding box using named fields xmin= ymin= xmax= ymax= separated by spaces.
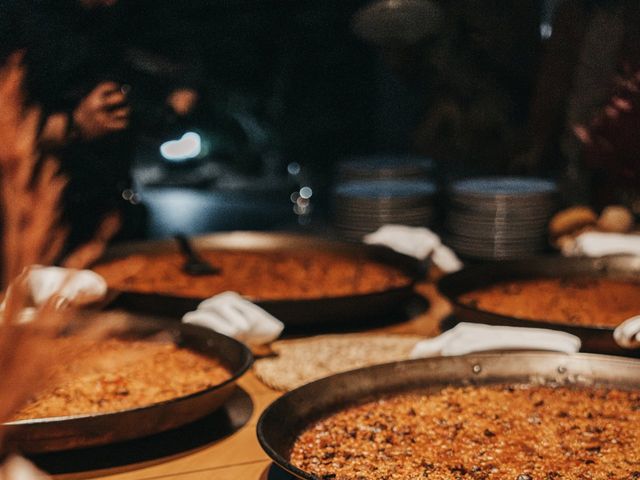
xmin=437 ymin=255 xmax=640 ymax=355
xmin=257 ymin=352 xmax=640 ymax=479
xmin=98 ymin=231 xmax=424 ymax=327
xmin=5 ymin=316 xmax=253 ymax=453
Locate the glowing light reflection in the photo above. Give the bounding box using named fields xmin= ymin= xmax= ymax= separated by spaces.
xmin=160 ymin=132 xmax=202 ymax=161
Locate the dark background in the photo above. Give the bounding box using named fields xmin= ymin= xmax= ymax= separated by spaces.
xmin=120 ymin=0 xmax=426 ymax=236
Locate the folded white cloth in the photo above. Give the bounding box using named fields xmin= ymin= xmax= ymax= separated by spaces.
xmin=363 ymin=225 xmax=463 ymax=273
xmin=182 ymin=291 xmax=284 ymax=345
xmin=0 ymin=456 xmax=49 ymax=480
xmin=614 ymin=315 xmax=640 ymax=349
xmin=27 ymin=266 xmax=107 ymax=307
xmin=410 ymin=322 xmax=581 ymax=359
xmin=563 ymin=231 xmax=640 ymax=257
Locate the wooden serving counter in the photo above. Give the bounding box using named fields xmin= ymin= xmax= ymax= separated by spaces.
xmin=45 ymin=282 xmax=448 ymax=480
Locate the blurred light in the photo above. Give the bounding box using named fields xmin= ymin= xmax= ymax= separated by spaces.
xmin=287 ymin=162 xmax=301 ymax=175
xmin=121 ymin=189 xmax=134 ymax=201
xmin=160 ymin=132 xmax=202 ymax=161
xmin=293 ymin=202 xmax=312 ymax=216
xmin=299 ymin=186 xmax=313 ymax=199
xmin=290 ymin=192 xmax=300 ymax=203
xmin=121 ymin=189 xmax=141 ymax=205
xmin=540 ymin=23 xmax=552 ymax=40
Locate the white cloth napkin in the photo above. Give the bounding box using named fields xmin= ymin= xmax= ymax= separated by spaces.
xmin=27 ymin=266 xmax=107 ymax=306
xmin=363 ymin=225 xmax=463 ymax=273
xmin=614 ymin=315 xmax=640 ymax=349
xmin=410 ymin=322 xmax=581 ymax=358
xmin=182 ymin=291 xmax=284 ymax=345
xmin=562 ymin=231 xmax=640 ymax=257
xmin=0 ymin=456 xmax=49 ymax=480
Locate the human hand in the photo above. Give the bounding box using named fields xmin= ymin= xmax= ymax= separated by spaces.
xmin=72 ymin=82 xmax=130 ymax=140
xmin=167 ymin=88 xmax=199 ymax=117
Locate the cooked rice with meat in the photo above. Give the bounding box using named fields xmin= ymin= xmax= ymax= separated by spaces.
xmin=12 ymin=337 xmax=230 ymax=420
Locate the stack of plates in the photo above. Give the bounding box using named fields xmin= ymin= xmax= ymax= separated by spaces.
xmin=446 ymin=177 xmax=558 ymax=260
xmin=333 ymin=180 xmax=437 ymax=241
xmin=336 ymin=155 xmax=434 ymax=183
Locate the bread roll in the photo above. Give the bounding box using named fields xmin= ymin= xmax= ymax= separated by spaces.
xmin=549 ymin=206 xmax=597 ymax=238
xmin=597 ymin=205 xmax=634 ymax=233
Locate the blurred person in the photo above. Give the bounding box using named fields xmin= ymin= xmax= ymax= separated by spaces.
xmin=416 ymin=0 xmax=541 ymax=178
xmin=0 ymin=0 xmax=139 ymax=252
xmin=517 ymin=0 xmax=640 ymax=209
xmin=355 ymin=0 xmax=541 ymax=179
xmin=0 ymin=0 xmax=131 ymax=145
xmin=0 ymin=0 xmax=206 ymax=251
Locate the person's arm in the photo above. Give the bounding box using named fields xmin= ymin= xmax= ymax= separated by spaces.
xmin=38 ymin=112 xmax=71 ymax=150
xmin=38 ymin=81 xmax=130 ymax=150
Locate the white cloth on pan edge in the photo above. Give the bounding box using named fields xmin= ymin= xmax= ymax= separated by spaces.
xmin=562 ymin=231 xmax=640 ymax=257
xmin=0 ymin=455 xmax=50 ymax=479
xmin=182 ymin=291 xmax=284 ymax=345
xmin=614 ymin=315 xmax=640 ymax=349
xmin=363 ymin=225 xmax=463 ymax=273
xmin=27 ymin=266 xmax=107 ymax=306
xmin=410 ymin=322 xmax=581 ymax=358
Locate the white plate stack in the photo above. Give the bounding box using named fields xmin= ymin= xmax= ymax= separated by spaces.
xmin=333 ymin=179 xmax=438 ymax=241
xmin=446 ymin=177 xmax=558 ymax=260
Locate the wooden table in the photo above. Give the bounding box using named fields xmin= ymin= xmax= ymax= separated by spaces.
xmin=48 ymin=283 xmax=450 ymax=480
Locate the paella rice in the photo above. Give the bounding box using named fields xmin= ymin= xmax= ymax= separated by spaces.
xmin=291 ymin=384 xmax=640 ymax=479
xmin=11 ymin=337 xmax=230 ymax=420
xmin=459 ymin=277 xmax=640 ymax=327
xmin=93 ymin=250 xmax=411 ymax=300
